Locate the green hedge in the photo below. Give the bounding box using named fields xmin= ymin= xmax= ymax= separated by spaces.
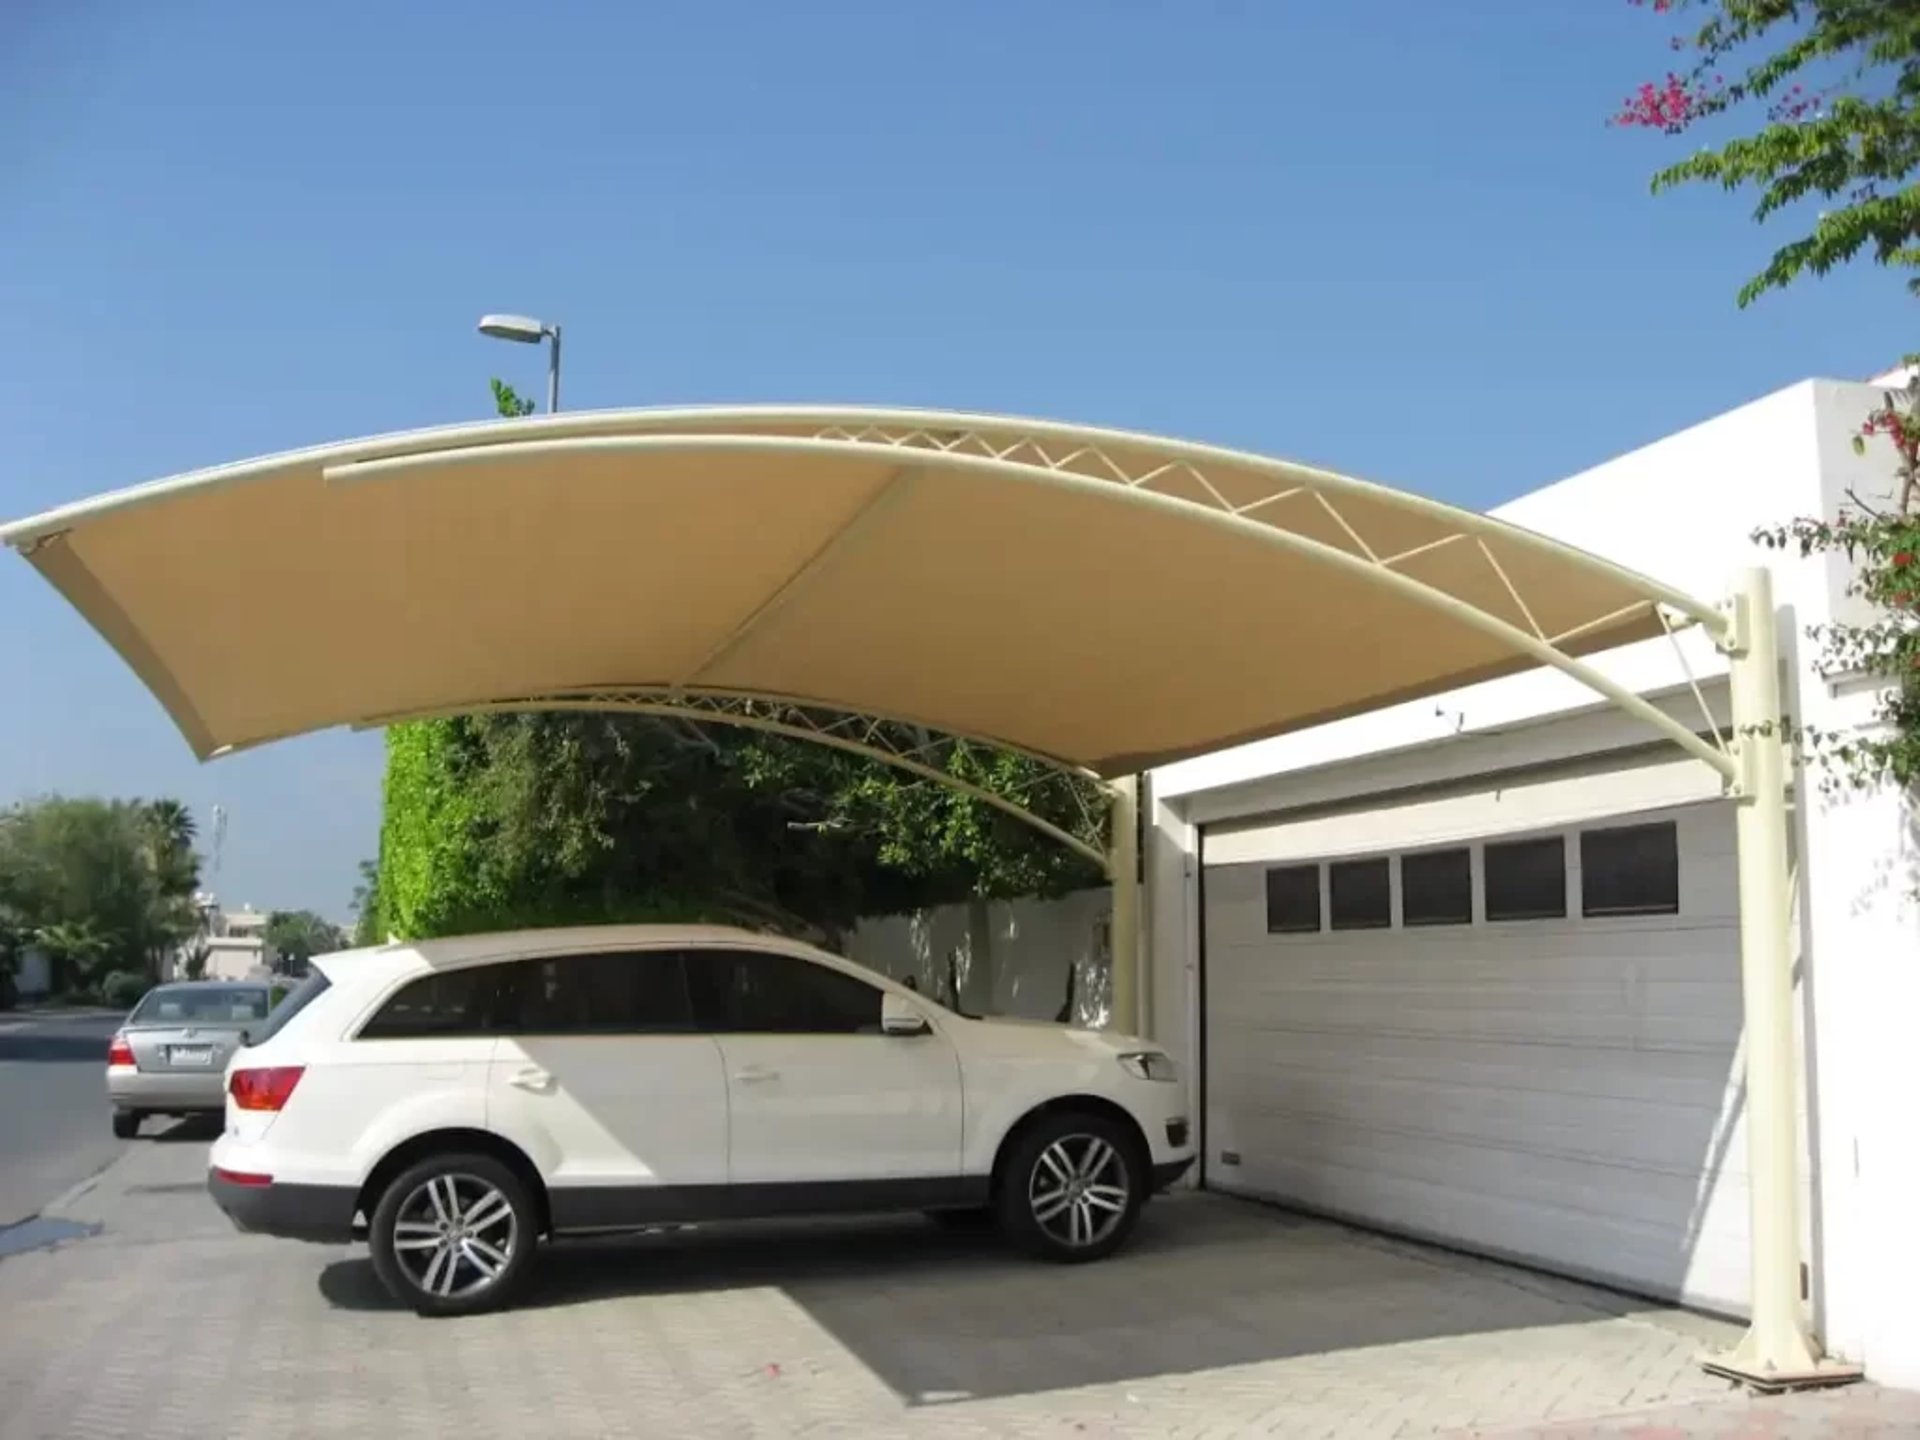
xmin=101 ymin=969 xmax=148 ymax=1010
xmin=377 ymin=718 xmax=721 ymax=940
xmin=377 ymin=718 xmax=488 ymax=939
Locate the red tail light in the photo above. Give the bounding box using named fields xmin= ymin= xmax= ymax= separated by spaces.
xmin=107 ymin=1035 xmax=134 ymax=1067
xmin=212 ymin=1167 xmax=273 ymax=1188
xmin=229 ymin=1066 xmax=304 ymax=1112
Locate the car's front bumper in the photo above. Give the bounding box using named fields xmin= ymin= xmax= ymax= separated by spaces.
xmin=1151 ymin=1156 xmax=1195 ymax=1192
xmin=207 ymin=1169 xmax=357 ymax=1244
xmin=107 ymin=1068 xmax=226 ymax=1112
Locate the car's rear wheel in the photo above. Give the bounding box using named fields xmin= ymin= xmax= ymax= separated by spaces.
xmin=110 ymin=1110 xmax=139 ymax=1140
xmin=995 ymin=1111 xmax=1144 ymax=1263
xmin=369 ymin=1153 xmax=536 ymax=1316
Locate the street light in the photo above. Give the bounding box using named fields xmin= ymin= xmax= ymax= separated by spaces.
xmin=477 ymin=312 xmax=562 ymax=413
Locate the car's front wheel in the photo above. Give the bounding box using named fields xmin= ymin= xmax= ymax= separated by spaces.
xmin=369 ymin=1153 xmax=537 ymax=1316
xmin=996 ymin=1111 xmax=1144 ymax=1263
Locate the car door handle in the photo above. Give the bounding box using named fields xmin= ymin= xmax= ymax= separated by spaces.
xmin=507 ymin=1066 xmax=555 ymax=1093
xmin=733 ymin=1065 xmax=779 ymax=1084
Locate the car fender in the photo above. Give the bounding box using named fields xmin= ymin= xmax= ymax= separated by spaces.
xmin=937 ymin=1017 xmax=1184 ymax=1175
xmin=348 ymin=1078 xmax=494 ymax=1182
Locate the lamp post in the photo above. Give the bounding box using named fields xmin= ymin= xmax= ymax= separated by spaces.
xmin=477 ymin=313 xmax=562 ymax=413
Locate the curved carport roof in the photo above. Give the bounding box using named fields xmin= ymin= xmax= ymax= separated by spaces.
xmin=3 ymin=404 xmax=1835 ymax=1383
xmin=0 ymin=406 xmax=1728 ymax=777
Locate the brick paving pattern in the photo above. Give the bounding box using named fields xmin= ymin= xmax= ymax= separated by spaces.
xmin=1457 ymin=1384 xmax=1920 ymax=1438
xmin=1 ymin=1134 xmax=1914 ymax=1439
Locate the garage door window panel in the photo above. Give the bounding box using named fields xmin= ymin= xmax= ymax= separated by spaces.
xmin=1581 ymin=821 xmax=1680 ymax=918
xmin=1484 ymin=835 xmax=1567 ymax=922
xmin=1265 ymin=864 xmax=1322 ymax=934
xmin=1329 ymin=857 xmax=1391 ymax=930
xmin=1401 ymin=847 xmax=1473 ymax=927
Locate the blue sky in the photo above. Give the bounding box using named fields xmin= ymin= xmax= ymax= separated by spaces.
xmin=1 ymin=1 xmax=1909 ymax=922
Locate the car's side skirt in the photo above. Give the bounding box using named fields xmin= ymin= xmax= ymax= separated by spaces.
xmin=547 ymin=1175 xmax=992 ymax=1234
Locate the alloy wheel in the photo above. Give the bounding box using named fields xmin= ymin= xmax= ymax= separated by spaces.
xmin=390 ymin=1172 xmax=518 ymax=1300
xmin=1027 ymin=1132 xmax=1130 ymax=1249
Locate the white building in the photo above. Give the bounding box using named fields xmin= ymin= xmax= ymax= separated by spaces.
xmin=1134 ymin=372 xmax=1919 ymax=1385
xmin=177 ymin=897 xmax=277 ymax=982
xmin=851 ymin=369 xmax=1918 ymax=1384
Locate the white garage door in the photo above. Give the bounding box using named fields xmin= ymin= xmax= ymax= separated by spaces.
xmin=1201 ymin=756 xmax=1762 ymax=1315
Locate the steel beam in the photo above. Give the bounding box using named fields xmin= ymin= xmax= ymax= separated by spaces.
xmin=1705 ymin=567 xmax=1861 ymax=1391
xmin=1107 ymin=775 xmax=1140 ymax=1036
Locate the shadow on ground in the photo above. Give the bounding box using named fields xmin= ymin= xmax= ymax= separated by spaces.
xmin=141 ymin=1115 xmax=223 ymax=1144
xmin=319 ymin=1194 xmax=1661 ymax=1405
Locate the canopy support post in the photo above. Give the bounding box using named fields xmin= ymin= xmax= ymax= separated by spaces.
xmin=1704 ymin=566 xmax=1860 ymax=1392
xmin=1107 ymin=774 xmax=1140 ymax=1035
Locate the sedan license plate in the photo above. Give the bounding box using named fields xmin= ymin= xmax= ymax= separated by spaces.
xmin=170 ymin=1045 xmax=214 ymax=1067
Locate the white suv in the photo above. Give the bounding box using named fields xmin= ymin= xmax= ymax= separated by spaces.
xmin=208 ymin=924 xmax=1194 ymax=1315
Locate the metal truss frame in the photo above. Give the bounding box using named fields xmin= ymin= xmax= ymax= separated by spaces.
xmin=802 ymin=415 xmax=1741 ymax=785
xmin=364 ymin=687 xmax=1114 ymax=871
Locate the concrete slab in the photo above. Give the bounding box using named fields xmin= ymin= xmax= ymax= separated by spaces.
xmin=0 ymin=1137 xmax=1909 ymax=1439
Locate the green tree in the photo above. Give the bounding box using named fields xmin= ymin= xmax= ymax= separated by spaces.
xmin=134 ymin=798 xmax=201 ymax=971
xmin=142 ymin=798 xmax=196 ymax=856
xmin=1615 ymin=0 xmax=1920 ymax=305
xmin=1620 ymin=0 xmax=1920 ymax=792
xmin=0 ymin=797 xmax=203 ymax=995
xmin=265 ymin=910 xmax=346 ymax=973
xmin=350 ymin=859 xmax=383 ymax=946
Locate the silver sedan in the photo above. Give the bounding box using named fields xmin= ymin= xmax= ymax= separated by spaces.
xmin=106 ymin=981 xmax=278 ymax=1138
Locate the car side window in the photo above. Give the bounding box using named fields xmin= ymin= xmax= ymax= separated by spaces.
xmin=250 ymin=970 xmax=330 ymax=1044
xmin=491 ymin=950 xmax=694 ymax=1034
xmin=359 ymin=966 xmax=502 ymax=1039
xmin=682 ymin=948 xmax=883 ymax=1035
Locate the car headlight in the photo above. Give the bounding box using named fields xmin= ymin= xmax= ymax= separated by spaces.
xmin=1118 ymin=1051 xmax=1178 ymax=1082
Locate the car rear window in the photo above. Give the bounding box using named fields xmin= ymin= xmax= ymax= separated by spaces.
xmin=130 ymin=985 xmax=272 ymax=1024
xmin=243 ymin=969 xmax=332 ymax=1046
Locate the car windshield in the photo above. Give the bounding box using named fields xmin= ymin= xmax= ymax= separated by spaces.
xmin=129 ymin=985 xmax=272 ymax=1025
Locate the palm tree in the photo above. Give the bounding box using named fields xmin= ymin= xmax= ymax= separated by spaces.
xmin=132 ymin=800 xmax=201 ymax=980
xmin=142 ymin=800 xmax=196 ymax=854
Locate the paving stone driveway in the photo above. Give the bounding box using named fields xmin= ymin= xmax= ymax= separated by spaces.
xmin=2 ymin=1130 xmax=1915 ymax=1439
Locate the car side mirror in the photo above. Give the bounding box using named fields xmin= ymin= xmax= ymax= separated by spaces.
xmin=881 ymin=991 xmax=930 ymax=1036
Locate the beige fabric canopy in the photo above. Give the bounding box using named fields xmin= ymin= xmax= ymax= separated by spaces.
xmin=0 ymin=406 xmax=1718 ymax=776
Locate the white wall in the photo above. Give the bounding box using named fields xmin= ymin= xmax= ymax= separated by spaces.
xmin=1791 ymin=554 xmax=1920 ymax=1386
xmin=1144 ymin=375 xmax=1920 ymax=1382
xmin=844 ymin=887 xmax=1113 ymax=1025
xmin=14 ymin=945 xmax=51 ymax=999
xmin=202 ymin=938 xmax=269 ymax=982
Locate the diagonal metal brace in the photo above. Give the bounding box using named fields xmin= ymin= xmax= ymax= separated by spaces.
xmin=369 ymin=688 xmax=1115 ymax=871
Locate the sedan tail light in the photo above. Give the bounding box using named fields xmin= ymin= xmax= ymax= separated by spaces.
xmin=229 ymin=1066 xmax=304 ymax=1112
xmin=106 ymin=1035 xmax=135 ymax=1068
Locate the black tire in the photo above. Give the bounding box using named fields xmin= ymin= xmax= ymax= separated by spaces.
xmin=994 ymin=1110 xmax=1145 ymax=1264
xmin=111 ymin=1110 xmax=139 ymax=1140
xmin=368 ymin=1152 xmax=538 ymax=1317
